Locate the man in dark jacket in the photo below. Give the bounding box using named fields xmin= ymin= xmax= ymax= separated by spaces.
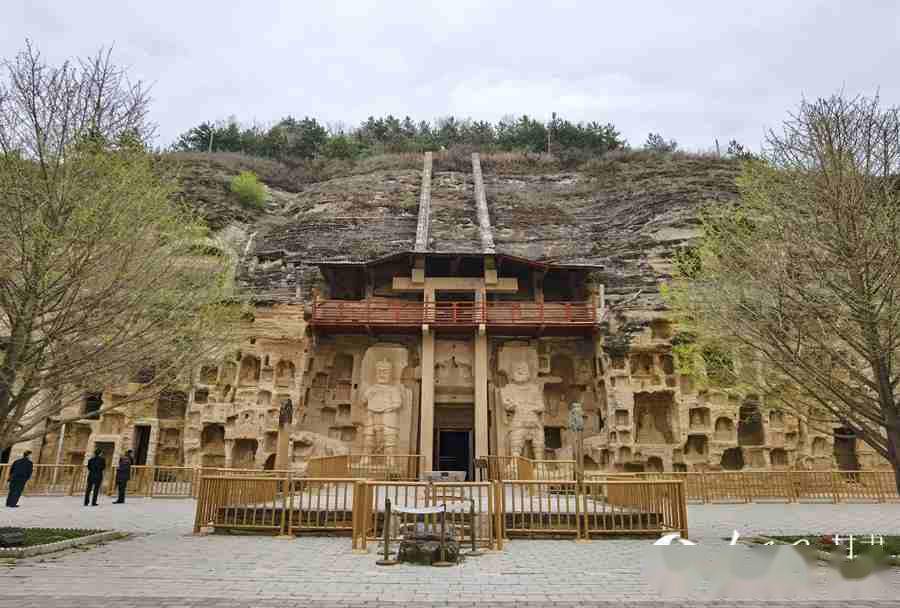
xmin=113 ymin=450 xmax=133 ymax=504
xmin=5 ymin=450 xmax=33 ymax=508
xmin=84 ymin=448 xmax=106 ymax=506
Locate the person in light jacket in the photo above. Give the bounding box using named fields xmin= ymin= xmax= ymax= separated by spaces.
xmin=113 ymin=450 xmax=133 ymax=504
xmin=84 ymin=448 xmax=106 ymax=506
xmin=5 ymin=450 xmax=33 ymax=508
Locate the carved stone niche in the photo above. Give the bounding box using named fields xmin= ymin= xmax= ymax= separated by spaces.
xmin=684 ymin=434 xmax=709 ymax=459
xmin=714 ymin=417 xmax=735 ymax=441
xmin=811 ymin=436 xmax=828 ymax=457
xmin=238 ymin=355 xmax=261 ymax=386
xmin=329 ymin=353 xmax=354 ymax=403
xmin=689 ymin=407 xmax=710 ymax=429
xmin=646 ymin=456 xmax=664 ymax=472
xmin=633 ymin=391 xmax=677 ymax=444
xmin=200 ymin=365 xmax=218 ymax=385
xmin=232 ymin=439 xmax=258 ymax=469
xmin=435 ymin=340 xmax=474 ymax=401
xmin=769 ymin=409 xmax=785 ymax=428
xmin=770 ymin=448 xmax=789 ymax=468
xmin=738 ymin=401 xmax=765 ymax=446
xmin=745 ymin=448 xmax=767 ymax=469
xmin=632 ymin=353 xmax=655 ymax=376
xmin=275 ymin=360 xmax=296 ymax=387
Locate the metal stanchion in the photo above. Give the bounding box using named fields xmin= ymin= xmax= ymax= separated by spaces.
xmin=432 ymin=505 xmax=454 ymax=567
xmin=376 ymin=498 xmax=399 ymax=566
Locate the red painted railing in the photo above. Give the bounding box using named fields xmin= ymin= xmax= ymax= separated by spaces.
xmin=311 ymin=298 xmax=597 ymax=328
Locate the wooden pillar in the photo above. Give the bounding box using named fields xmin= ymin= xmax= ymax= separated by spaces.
xmin=474 ymin=327 xmax=489 ymax=460
xmin=420 ymin=328 xmax=435 ymax=471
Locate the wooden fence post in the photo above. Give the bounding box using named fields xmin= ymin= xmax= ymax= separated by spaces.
xmin=494 ymin=480 xmax=503 ymax=550
xmin=68 ymin=468 xmax=78 ymax=496
xmin=876 ymin=471 xmax=887 ymax=503
xmin=193 ymin=476 xmax=206 ymax=534
xmin=787 ymin=469 xmax=797 ymax=503
xmin=830 ymin=470 xmax=840 ymax=504
xmin=677 ymin=481 xmax=689 ymax=539
xmin=700 ymin=470 xmax=709 ymax=504
xmin=574 ymin=479 xmax=586 ymax=542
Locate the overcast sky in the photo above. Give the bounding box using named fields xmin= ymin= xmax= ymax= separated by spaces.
xmin=4 ymin=1 xmax=899 ymax=151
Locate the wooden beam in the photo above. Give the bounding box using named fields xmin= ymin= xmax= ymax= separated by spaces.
xmin=392 ymin=277 xmax=518 ymax=292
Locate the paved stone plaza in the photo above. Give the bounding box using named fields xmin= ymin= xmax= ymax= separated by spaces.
xmin=2 ymin=496 xmax=900 ymax=607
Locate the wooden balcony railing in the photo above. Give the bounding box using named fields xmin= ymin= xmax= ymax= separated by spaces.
xmin=311 ymin=298 xmax=598 ymax=331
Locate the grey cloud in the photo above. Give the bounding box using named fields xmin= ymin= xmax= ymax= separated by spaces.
xmin=3 ymin=0 xmax=898 ymax=151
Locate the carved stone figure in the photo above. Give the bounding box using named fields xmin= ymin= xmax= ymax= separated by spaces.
xmin=278 ymin=398 xmax=293 ymax=427
xmin=690 ymin=409 xmax=703 ymax=428
xmin=292 ymin=430 xmax=350 ymax=464
xmin=637 ymin=411 xmax=665 ymax=444
xmin=501 ymin=361 xmax=560 ymax=457
xmin=568 ymin=401 xmax=585 ymax=433
xmin=362 ymin=359 xmax=404 ymax=454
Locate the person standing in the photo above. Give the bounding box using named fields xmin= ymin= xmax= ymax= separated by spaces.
xmin=84 ymin=448 xmax=106 ymax=507
xmin=113 ymin=449 xmax=133 ymax=504
xmin=5 ymin=450 xmax=33 ymax=508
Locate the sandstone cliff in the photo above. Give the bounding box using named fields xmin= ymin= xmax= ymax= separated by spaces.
xmin=168 ymin=151 xmax=740 ymax=311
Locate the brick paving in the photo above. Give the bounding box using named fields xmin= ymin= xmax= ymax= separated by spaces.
xmin=2 ymin=495 xmax=900 ymax=606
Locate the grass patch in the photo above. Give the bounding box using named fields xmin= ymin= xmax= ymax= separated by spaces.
xmin=1 ymin=527 xmax=106 ymax=548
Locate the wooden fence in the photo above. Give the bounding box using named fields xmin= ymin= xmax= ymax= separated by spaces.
xmin=0 ymin=464 xmax=89 ymax=496
xmin=501 ymin=479 xmax=688 ymax=541
xmin=484 ymin=456 xmax=576 ymax=482
xmin=193 ymin=474 xmax=688 ymax=547
xmin=194 ymin=474 xmax=360 ymax=536
xmin=586 ymin=470 xmax=900 ymax=504
xmin=306 ymin=454 xmax=423 ymax=480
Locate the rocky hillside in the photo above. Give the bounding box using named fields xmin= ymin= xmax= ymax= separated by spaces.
xmin=167 ymin=150 xmax=741 ymax=310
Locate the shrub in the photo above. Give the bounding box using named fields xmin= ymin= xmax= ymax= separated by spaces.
xmin=229 ymin=171 xmax=266 ymax=207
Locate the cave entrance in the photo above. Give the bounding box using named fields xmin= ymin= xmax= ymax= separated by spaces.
xmin=833 ymin=427 xmax=859 ymax=472
xmin=133 ymin=425 xmax=151 ymax=465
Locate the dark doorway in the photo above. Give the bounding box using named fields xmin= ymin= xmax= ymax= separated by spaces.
xmin=834 ymin=427 xmax=860 ymax=471
xmin=436 ymin=430 xmax=471 ymax=479
xmin=84 ymin=393 xmax=103 ymax=420
xmin=133 ymin=426 xmax=151 ymax=465
xmin=264 ymin=454 xmax=276 ymax=470
xmin=1 ymin=447 xmax=10 ymax=464
xmin=721 ymin=447 xmax=745 ymax=470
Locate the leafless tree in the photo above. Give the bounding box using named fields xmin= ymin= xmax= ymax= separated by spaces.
xmin=669 ymin=93 xmax=900 ymax=491
xmin=0 ymin=42 xmax=238 ymax=450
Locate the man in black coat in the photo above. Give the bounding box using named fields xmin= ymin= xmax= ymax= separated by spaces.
xmin=113 ymin=450 xmax=133 ymax=504
xmin=5 ymin=450 xmax=33 ymax=508
xmin=84 ymin=448 xmax=106 ymax=506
